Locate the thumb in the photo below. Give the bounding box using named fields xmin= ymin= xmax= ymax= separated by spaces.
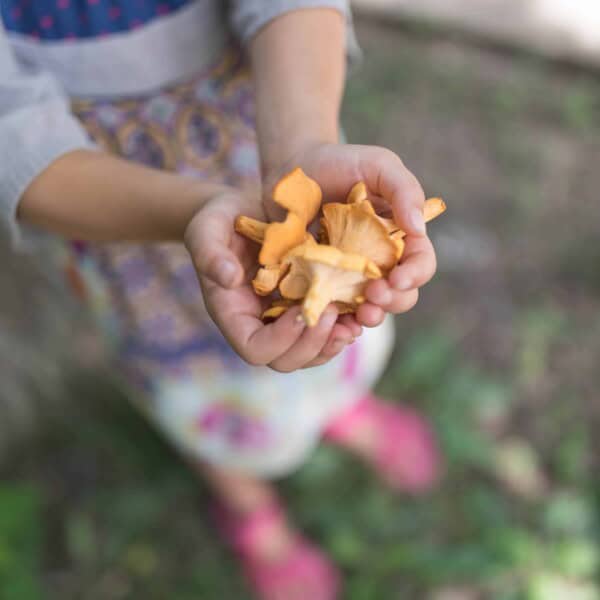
xmin=184 ymin=206 xmax=243 ymax=289
xmin=361 ymin=147 xmax=427 ymax=237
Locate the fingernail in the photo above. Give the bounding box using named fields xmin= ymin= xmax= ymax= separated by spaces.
xmin=216 ymin=259 xmax=237 ymax=287
xmin=393 ymin=275 xmax=413 ymax=291
xmin=410 ymin=208 xmax=426 ymax=235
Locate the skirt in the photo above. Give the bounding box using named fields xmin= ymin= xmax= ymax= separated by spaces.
xmin=59 ymin=49 xmax=395 ymax=477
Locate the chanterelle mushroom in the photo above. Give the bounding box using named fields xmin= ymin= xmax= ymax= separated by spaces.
xmin=234 ymin=168 xmax=322 ymax=267
xmin=235 ymin=172 xmax=447 ymax=326
xmin=346 ymin=181 xmax=369 ymax=205
xmin=279 ymin=240 xmax=381 ymax=326
xmin=252 ymin=264 xmax=289 ymax=296
xmin=262 ymin=298 xmax=298 ymax=320
xmin=372 ymin=197 xmax=447 ymax=236
xmin=321 ymin=201 xmax=402 ymax=273
xmin=272 ymin=167 xmax=322 ymax=224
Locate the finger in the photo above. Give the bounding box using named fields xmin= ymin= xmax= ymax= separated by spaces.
xmin=338 ymin=314 xmax=363 ymax=338
xmin=363 ymin=279 xmax=419 ymax=314
xmin=357 ymin=146 xmax=426 ymax=236
xmin=269 ymin=307 xmax=340 ymax=373
xmin=304 ymin=331 xmax=352 ymax=368
xmin=186 ymin=209 xmax=244 ymax=289
xmin=303 ymin=356 xmax=331 ymax=368
xmin=386 ymin=289 xmax=419 ymax=314
xmin=388 ymin=235 xmax=437 ymax=292
xmin=319 ymin=322 xmax=354 ymax=357
xmin=355 ymin=303 xmax=385 ymax=328
xmin=304 ymin=320 xmax=355 ymax=368
xmin=364 ymin=278 xmax=394 ymax=307
xmin=218 ymin=304 xmax=307 ymax=366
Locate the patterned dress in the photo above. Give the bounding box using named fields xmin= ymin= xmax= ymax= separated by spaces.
xmin=3 ymin=1 xmax=394 ymax=477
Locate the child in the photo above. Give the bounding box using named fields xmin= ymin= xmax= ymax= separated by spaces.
xmin=1 ymin=2 xmax=441 ymax=598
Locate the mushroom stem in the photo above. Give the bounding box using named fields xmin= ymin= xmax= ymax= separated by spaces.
xmin=235 ymin=216 xmax=268 ymax=244
xmin=380 ymin=197 xmax=448 ymax=237
xmin=302 ymin=275 xmax=334 ymax=327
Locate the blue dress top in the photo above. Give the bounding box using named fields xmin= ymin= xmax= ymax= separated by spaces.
xmin=1 ymin=0 xmax=193 ymax=40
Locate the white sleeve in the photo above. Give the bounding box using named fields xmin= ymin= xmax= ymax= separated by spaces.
xmin=228 ymin=0 xmax=361 ymax=65
xmin=0 ymin=23 xmax=93 ymax=245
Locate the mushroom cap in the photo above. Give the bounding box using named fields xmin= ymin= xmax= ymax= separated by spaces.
xmin=283 ymin=241 xmax=382 ymax=277
xmin=236 ymin=167 xmax=325 ymax=266
xmin=322 ymin=202 xmax=400 ymax=272
xmin=345 ymin=182 xmax=447 ymax=238
xmin=279 ymin=241 xmax=381 ymax=325
xmin=236 ymin=212 xmax=309 ymax=266
xmin=272 ymin=167 xmax=322 ymax=224
xmin=258 ymin=213 xmax=308 ymax=266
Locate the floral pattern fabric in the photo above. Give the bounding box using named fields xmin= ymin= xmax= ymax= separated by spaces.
xmin=1 ymin=0 xmax=193 ymax=40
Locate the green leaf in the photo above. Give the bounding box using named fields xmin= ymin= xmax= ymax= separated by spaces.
xmin=543 ymin=491 xmax=596 ymax=536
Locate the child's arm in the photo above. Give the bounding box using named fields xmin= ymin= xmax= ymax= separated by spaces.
xmin=248 ymin=7 xmax=437 ymax=330
xmin=19 ymin=149 xmax=230 ymax=243
xmin=21 ymin=147 xmax=344 ymax=368
xmin=0 ymin=15 xmax=342 ymax=371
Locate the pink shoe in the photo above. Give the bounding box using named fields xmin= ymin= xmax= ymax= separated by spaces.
xmin=213 ymin=501 xmax=341 ymax=600
xmin=324 ymin=394 xmax=443 ymax=494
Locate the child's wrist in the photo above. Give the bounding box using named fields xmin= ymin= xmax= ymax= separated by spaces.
xmin=260 ymin=131 xmax=338 ymax=180
xmin=162 ymin=179 xmax=234 ymax=241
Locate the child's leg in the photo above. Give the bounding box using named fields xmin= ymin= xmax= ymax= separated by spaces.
xmin=324 ymin=394 xmax=442 ymax=494
xmin=63 ymin=58 xmax=343 ymax=599
xmin=195 ymin=461 xmax=340 ymax=599
xmin=195 ymin=461 xmax=294 ymax=559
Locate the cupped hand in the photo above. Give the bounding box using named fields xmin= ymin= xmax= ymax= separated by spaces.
xmin=184 ymin=190 xmax=356 ymax=372
xmin=263 ymin=143 xmax=438 ymax=329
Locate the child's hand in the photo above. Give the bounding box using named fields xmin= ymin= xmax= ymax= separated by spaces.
xmin=263 ymin=143 xmax=437 ymax=328
xmin=184 ymin=190 xmax=356 ymax=371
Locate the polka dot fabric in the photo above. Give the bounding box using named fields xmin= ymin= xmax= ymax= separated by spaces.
xmin=1 ymin=0 xmax=192 ymax=40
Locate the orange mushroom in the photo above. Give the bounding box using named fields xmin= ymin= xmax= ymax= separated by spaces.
xmin=234 ymin=216 xmax=267 ymax=244
xmin=262 ymin=298 xmax=355 ymax=321
xmin=321 ymin=201 xmax=402 ymax=272
xmin=252 ymin=264 xmax=289 ymax=296
xmin=235 ymin=172 xmax=447 ymax=326
xmin=279 ymin=240 xmax=381 ymax=326
xmin=272 ymin=167 xmax=322 ymax=224
xmin=234 ymin=168 xmax=322 ymax=267
xmin=346 ymin=181 xmax=369 ymax=205
xmin=390 ymin=232 xmax=406 ymax=259
xmin=372 ymin=197 xmax=448 ymax=236
xmin=262 ymin=298 xmax=299 ymax=320
xmin=259 ymin=214 xmax=309 ymax=267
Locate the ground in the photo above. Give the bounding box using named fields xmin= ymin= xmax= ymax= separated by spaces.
xmin=1 ymin=18 xmax=600 ymax=600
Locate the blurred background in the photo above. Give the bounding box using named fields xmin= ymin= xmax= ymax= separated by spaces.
xmin=1 ymin=2 xmax=600 ymax=599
